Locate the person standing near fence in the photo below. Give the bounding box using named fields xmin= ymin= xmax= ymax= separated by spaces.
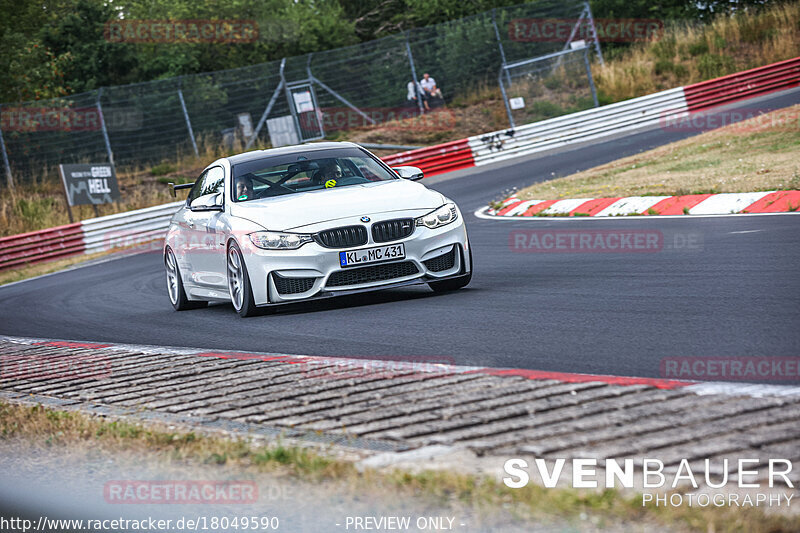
xmin=407 ymin=80 xmax=428 ymax=110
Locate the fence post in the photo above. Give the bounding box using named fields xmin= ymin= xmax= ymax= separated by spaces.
xmin=583 ymin=47 xmax=599 ymax=108
xmin=492 ymin=9 xmax=512 ymax=87
xmin=177 ymin=78 xmax=200 ymax=157
xmin=306 ymin=53 xmax=325 ymax=138
xmin=96 ymin=88 xmax=114 ymax=165
xmin=0 ymin=104 xmax=14 ymax=191
xmin=310 ymin=76 xmax=375 ymax=125
xmin=404 ymin=32 xmax=424 ymax=115
xmin=498 ymin=71 xmax=515 ymax=129
xmin=584 ymin=1 xmax=604 ymax=66
xmin=246 ymin=59 xmax=286 ymax=149
xmin=282 ymin=61 xmax=304 ymax=143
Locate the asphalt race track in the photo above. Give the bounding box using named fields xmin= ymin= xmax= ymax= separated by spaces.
xmin=1 ymin=89 xmax=798 ymax=382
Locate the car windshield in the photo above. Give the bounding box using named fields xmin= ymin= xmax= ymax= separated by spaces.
xmin=231 ymin=148 xmax=398 ymax=202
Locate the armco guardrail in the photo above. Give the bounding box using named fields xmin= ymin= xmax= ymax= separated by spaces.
xmin=383 ymin=138 xmax=475 ymax=177
xmin=81 ymin=201 xmax=183 ymax=255
xmin=466 ymin=56 xmax=799 ymax=167
xmin=683 ymin=56 xmax=800 ymax=112
xmin=2 ymin=57 xmax=797 ymax=272
xmin=468 ymin=87 xmax=688 ymax=166
xmin=0 ymin=223 xmax=85 ymax=271
xmin=0 ymin=202 xmax=182 ymax=271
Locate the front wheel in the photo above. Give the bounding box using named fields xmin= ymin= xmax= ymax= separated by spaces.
xmin=428 ymin=243 xmax=472 ymax=293
xmin=227 ymin=241 xmax=260 ymax=317
xmin=165 ymin=247 xmax=207 ymax=311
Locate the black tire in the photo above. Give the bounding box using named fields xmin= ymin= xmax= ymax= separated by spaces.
xmin=428 ymin=243 xmax=472 ymax=293
xmin=227 ymin=241 xmax=260 ymax=318
xmin=165 ymin=247 xmax=207 ymax=311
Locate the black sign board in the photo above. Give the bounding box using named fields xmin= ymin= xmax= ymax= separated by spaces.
xmin=58 ymin=163 xmax=121 ymax=206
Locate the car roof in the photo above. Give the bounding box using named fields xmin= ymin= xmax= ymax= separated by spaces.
xmin=225 ymin=142 xmax=362 ymax=165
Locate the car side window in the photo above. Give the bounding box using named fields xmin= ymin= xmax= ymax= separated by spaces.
xmin=187 ymin=170 xmax=208 ymax=205
xmin=188 ymin=167 xmax=225 ymax=207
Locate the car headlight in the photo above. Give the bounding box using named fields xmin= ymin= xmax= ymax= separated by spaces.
xmin=249 ymin=231 xmax=313 ymax=250
xmin=415 ymin=203 xmax=458 ymax=229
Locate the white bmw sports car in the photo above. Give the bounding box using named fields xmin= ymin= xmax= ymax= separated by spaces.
xmin=164 ymin=142 xmax=472 ymax=317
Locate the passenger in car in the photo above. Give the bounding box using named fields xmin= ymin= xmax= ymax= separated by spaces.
xmin=235 ymin=175 xmax=254 ymax=200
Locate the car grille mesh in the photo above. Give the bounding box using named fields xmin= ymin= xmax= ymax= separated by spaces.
xmin=315 ymin=225 xmax=368 ymax=249
xmin=273 ymin=274 xmax=315 ymax=295
xmin=327 ymin=261 xmax=419 ymax=287
xmin=423 ymin=248 xmax=457 ymax=272
xmin=371 ymin=218 xmax=414 ymax=243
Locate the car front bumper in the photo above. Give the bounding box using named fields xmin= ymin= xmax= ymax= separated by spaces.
xmin=240 ymin=217 xmax=470 ymax=306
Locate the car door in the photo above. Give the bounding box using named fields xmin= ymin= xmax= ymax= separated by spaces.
xmin=185 ymin=166 xmax=227 ymax=289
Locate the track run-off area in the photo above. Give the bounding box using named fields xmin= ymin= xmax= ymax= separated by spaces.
xmin=1 ymin=88 xmax=798 ymax=384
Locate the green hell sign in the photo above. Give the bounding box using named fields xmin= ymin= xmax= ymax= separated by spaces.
xmin=59 ymin=163 xmax=121 ymax=206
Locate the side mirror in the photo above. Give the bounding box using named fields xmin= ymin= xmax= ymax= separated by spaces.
xmin=394 ymin=166 xmax=424 ymax=181
xmin=169 ymin=181 xmax=195 ymax=198
xmin=190 ymin=193 xmax=224 ymax=212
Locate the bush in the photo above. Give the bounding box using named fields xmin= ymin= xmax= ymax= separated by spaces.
xmin=15 ymin=197 xmax=59 ymax=225
xmin=651 ymin=36 xmax=677 ymax=61
xmin=654 ymin=59 xmax=675 ymax=75
xmin=688 ymin=40 xmax=709 ymax=56
xmin=672 ymin=64 xmax=689 ymax=79
xmin=697 ymin=53 xmax=735 ymax=79
xmin=149 ymin=163 xmax=176 ymax=176
xmin=529 ymin=100 xmax=564 ymax=118
xmin=543 ymin=75 xmax=562 ymax=91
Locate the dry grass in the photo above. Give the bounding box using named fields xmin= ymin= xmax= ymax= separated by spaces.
xmin=1 ymin=167 xmax=174 ymax=238
xmin=2 ymin=400 xmax=799 ymax=531
xmin=330 ymin=102 xmax=509 ymax=147
xmin=595 ymin=3 xmax=800 ymax=102
xmin=513 ymin=104 xmax=800 ymax=202
xmin=0 ymin=401 xmax=344 ymax=479
xmin=0 ymin=132 xmax=261 ymax=238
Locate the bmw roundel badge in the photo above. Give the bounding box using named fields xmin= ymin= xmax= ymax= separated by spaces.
xmin=360 ymin=216 xmax=370 ymax=223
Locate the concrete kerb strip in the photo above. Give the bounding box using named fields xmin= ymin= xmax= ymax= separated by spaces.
xmin=2 ymin=334 xmax=800 ymax=486
xmin=476 ymin=191 xmax=800 ymax=221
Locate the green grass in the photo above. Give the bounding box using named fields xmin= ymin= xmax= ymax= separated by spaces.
xmin=666 ymin=159 xmax=722 ymax=172
xmin=509 ymin=104 xmax=800 ymax=203
xmin=149 ymin=163 xmax=177 ymax=176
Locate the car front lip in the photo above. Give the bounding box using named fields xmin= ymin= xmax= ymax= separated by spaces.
xmin=240 ymin=216 xmax=469 ymax=306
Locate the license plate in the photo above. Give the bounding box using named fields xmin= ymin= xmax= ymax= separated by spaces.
xmin=339 ymin=244 xmax=405 ymax=268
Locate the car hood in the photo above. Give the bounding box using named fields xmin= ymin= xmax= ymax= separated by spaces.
xmin=228 ymin=179 xmax=446 ymax=231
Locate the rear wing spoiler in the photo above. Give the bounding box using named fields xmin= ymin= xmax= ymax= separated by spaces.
xmin=169 ymin=182 xmax=195 ymax=198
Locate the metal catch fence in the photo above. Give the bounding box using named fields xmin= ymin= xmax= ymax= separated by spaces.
xmin=0 ymin=0 xmax=597 ymax=188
